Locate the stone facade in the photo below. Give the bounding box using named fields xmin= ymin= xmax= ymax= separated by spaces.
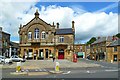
xmin=74 ymin=44 xmax=86 ymax=58
xmin=90 ymin=36 xmax=119 ymax=61
xmin=18 ymin=10 xmax=75 ymax=60
xmin=107 ymin=39 xmax=120 ymax=62
xmin=9 ymin=41 xmax=19 ymax=57
xmin=0 ymin=28 xmax=10 ymax=57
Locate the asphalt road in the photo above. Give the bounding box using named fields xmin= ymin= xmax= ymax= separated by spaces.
xmin=1 ymin=59 xmax=119 ymax=79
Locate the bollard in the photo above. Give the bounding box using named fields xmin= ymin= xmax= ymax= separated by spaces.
xmin=111 ymin=60 xmax=113 ymax=63
xmin=16 ymin=62 xmax=21 ymax=72
xmin=55 ymin=62 xmax=60 ymax=71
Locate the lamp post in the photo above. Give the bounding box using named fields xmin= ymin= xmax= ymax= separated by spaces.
xmin=53 ymin=32 xmax=56 ymax=59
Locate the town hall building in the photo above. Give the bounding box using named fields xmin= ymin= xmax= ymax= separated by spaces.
xmin=18 ymin=10 xmax=75 ymax=60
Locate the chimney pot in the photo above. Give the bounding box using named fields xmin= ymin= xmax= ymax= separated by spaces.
xmin=57 ymin=23 xmax=59 ymax=29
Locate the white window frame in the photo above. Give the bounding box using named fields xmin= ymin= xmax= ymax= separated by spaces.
xmin=34 ymin=28 xmax=39 ymax=39
xmin=59 ymin=36 xmax=64 ymax=43
xmin=41 ymin=31 xmax=46 ymax=39
xmin=28 ymin=32 xmax=32 ymax=40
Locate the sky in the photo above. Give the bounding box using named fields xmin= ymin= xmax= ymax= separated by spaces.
xmin=0 ymin=1 xmax=119 ymax=43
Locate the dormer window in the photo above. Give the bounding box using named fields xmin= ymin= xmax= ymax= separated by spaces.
xmin=59 ymin=36 xmax=64 ymax=43
xmin=34 ymin=28 xmax=39 ymax=39
xmin=41 ymin=31 xmax=46 ymax=39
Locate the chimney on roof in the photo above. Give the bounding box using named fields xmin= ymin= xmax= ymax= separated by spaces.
xmin=72 ymin=21 xmax=75 ymax=29
xmin=98 ymin=37 xmax=100 ymax=39
xmin=53 ymin=22 xmax=55 ymax=27
xmin=34 ymin=9 xmax=39 ymax=18
xmin=57 ymin=23 xmax=59 ymax=29
xmin=112 ymin=36 xmax=118 ymax=41
xmin=19 ymin=24 xmax=22 ymax=29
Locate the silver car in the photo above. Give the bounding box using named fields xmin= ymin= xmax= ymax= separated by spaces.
xmin=10 ymin=55 xmax=26 ymax=62
xmin=0 ymin=56 xmax=12 ymax=64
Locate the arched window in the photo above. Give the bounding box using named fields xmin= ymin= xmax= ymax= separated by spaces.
xmin=34 ymin=28 xmax=39 ymax=39
xmin=28 ymin=32 xmax=32 ymax=40
xmin=41 ymin=31 xmax=46 ymax=39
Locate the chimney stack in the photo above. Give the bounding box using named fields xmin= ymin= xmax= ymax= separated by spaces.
xmin=57 ymin=23 xmax=59 ymax=29
xmin=19 ymin=24 xmax=22 ymax=29
xmin=72 ymin=21 xmax=75 ymax=29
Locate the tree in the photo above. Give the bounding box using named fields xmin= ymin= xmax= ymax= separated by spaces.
xmin=116 ymin=33 xmax=120 ymax=38
xmin=86 ymin=37 xmax=96 ymax=45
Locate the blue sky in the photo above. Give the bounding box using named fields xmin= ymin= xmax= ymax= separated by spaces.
xmin=36 ymin=2 xmax=118 ymax=13
xmin=0 ymin=1 xmax=118 ymax=43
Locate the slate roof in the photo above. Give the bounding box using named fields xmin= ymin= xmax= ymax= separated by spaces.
xmin=10 ymin=41 xmax=19 ymax=48
xmin=92 ymin=37 xmax=106 ymax=45
xmin=55 ymin=28 xmax=74 ymax=35
xmin=107 ymin=39 xmax=120 ymax=47
xmin=92 ymin=36 xmax=113 ymax=45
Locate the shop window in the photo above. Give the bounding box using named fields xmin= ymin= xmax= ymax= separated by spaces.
xmin=113 ymin=55 xmax=117 ymax=61
xmin=28 ymin=49 xmax=33 ymax=58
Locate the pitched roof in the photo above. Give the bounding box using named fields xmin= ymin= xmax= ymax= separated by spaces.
xmin=92 ymin=37 xmax=106 ymax=45
xmin=92 ymin=36 xmax=113 ymax=45
xmin=107 ymin=39 xmax=120 ymax=47
xmin=55 ymin=28 xmax=74 ymax=35
xmin=10 ymin=41 xmax=19 ymax=48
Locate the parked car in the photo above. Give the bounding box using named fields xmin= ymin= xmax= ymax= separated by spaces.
xmin=0 ymin=56 xmax=12 ymax=64
xmin=10 ymin=55 xmax=26 ymax=62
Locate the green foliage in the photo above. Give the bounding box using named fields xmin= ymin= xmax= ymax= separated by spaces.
xmin=86 ymin=37 xmax=96 ymax=45
xmin=116 ymin=33 xmax=120 ymax=38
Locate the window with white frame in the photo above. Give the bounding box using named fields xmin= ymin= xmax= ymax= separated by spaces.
xmin=28 ymin=32 xmax=32 ymax=40
xmin=59 ymin=36 xmax=64 ymax=42
xmin=41 ymin=31 xmax=46 ymax=39
xmin=34 ymin=28 xmax=39 ymax=39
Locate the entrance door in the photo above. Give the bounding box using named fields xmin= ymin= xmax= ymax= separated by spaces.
xmin=45 ymin=49 xmax=49 ymax=58
xmin=58 ymin=49 xmax=64 ymax=59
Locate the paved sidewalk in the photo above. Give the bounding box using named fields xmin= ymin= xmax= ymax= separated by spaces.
xmin=1 ymin=59 xmax=101 ymax=69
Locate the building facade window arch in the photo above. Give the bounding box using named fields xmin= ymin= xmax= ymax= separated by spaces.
xmin=34 ymin=28 xmax=39 ymax=39
xmin=28 ymin=32 xmax=32 ymax=40
xmin=41 ymin=31 xmax=46 ymax=39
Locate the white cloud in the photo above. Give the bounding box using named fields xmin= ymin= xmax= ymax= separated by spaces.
xmin=0 ymin=2 xmax=118 ymax=43
xmin=0 ymin=1 xmax=37 ymax=37
xmin=38 ymin=5 xmax=118 ymax=43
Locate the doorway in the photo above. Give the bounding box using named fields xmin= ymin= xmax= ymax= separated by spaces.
xmin=45 ymin=49 xmax=49 ymax=59
xmin=58 ymin=49 xmax=64 ymax=59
